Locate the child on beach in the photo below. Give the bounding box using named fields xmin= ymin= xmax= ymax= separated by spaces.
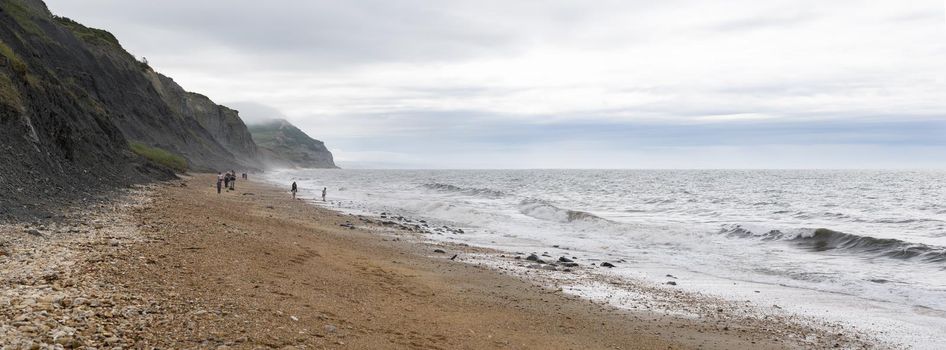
xmin=291 ymin=181 xmax=298 ymax=199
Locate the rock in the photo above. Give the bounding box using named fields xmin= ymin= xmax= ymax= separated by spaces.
xmin=600 ymin=262 xmax=616 ymax=268
xmin=41 ymin=271 xmax=60 ymax=282
xmin=666 ymin=281 xmax=677 ymax=286
xmin=24 ymin=229 xmax=45 ymax=238
xmin=324 ymin=324 xmax=337 ymax=333
xmin=55 ymin=336 xmax=77 ymax=348
xmin=558 ymin=257 xmax=573 ymax=263
xmin=666 ymin=274 xmax=677 ymax=279
xmin=433 ymin=249 xmax=446 ymax=254
xmin=562 ymin=262 xmax=579 ymax=268
xmin=450 ymin=254 xmax=458 ymax=260
xmin=526 ymin=254 xmax=540 ymax=262
xmin=290 ymin=315 xmax=299 ymax=321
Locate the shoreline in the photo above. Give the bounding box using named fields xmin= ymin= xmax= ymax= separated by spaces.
xmin=0 ymin=174 xmax=874 ymax=348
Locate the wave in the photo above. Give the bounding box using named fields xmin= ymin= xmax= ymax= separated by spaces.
xmin=518 ymin=199 xmax=607 ymax=223
xmin=422 ymin=182 xmax=507 ymax=198
xmin=721 ymin=225 xmax=946 ymax=263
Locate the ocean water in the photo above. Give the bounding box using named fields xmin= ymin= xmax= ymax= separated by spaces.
xmin=266 ymin=169 xmax=946 ymax=346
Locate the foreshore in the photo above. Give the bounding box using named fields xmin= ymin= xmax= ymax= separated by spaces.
xmin=0 ymin=174 xmax=874 ymax=349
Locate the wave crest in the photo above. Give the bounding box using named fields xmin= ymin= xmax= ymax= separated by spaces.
xmin=423 ymin=182 xmax=507 ymax=198
xmin=721 ymin=225 xmax=946 ymax=263
xmin=518 ymin=199 xmax=605 ymax=223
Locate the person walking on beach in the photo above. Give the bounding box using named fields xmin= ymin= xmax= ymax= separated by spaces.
xmin=321 ymin=187 xmax=327 ymax=202
xmin=216 ymin=172 xmax=223 ymax=194
xmin=223 ymin=173 xmax=230 ymax=190
xmin=291 ymin=181 xmax=298 ymax=199
xmin=229 ymin=170 xmax=236 ymax=190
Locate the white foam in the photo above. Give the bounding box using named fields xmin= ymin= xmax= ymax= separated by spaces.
xmin=263 ymin=169 xmax=946 ymax=348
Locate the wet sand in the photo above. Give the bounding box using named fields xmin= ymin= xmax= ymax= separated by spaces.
xmin=0 ymin=174 xmax=873 ymax=349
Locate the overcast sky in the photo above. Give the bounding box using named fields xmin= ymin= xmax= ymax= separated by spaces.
xmin=45 ymin=0 xmax=946 ymax=168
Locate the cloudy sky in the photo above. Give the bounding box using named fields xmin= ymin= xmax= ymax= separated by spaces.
xmin=46 ymin=0 xmax=946 ymax=168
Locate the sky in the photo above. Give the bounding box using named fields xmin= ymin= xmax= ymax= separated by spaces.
xmin=45 ymin=0 xmax=946 ymax=169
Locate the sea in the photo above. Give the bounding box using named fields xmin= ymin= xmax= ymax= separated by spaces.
xmin=265 ymin=169 xmax=946 ymax=348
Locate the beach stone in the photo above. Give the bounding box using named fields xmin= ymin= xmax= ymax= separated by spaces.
xmin=600 ymin=262 xmax=616 ymax=268
xmin=433 ymin=249 xmax=446 ymax=254
xmin=666 ymin=281 xmax=677 ymax=286
xmin=526 ymin=254 xmax=540 ymax=262
xmin=558 ymin=257 xmax=574 ymax=263
xmin=324 ymin=324 xmax=337 ymax=333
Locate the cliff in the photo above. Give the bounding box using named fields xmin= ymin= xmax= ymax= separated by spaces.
xmin=0 ymin=0 xmax=263 ymax=219
xmin=248 ymin=119 xmax=337 ymax=169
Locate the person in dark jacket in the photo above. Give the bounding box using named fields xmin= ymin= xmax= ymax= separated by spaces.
xmin=291 ymin=181 xmax=298 ymax=199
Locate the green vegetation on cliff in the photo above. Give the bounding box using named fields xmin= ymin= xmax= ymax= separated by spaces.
xmin=0 ymin=40 xmax=27 ymax=74
xmin=130 ymin=142 xmax=188 ymax=173
xmin=54 ymin=16 xmax=122 ymax=48
xmin=1 ymin=0 xmax=43 ymax=37
xmin=0 ymin=71 xmax=21 ymax=109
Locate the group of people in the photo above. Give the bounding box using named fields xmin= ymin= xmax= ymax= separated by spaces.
xmin=290 ymin=181 xmax=327 ymax=202
xmin=212 ymin=172 xmax=326 ymax=202
xmin=216 ymin=170 xmax=241 ymax=193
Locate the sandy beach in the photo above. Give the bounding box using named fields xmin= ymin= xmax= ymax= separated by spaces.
xmin=0 ymin=174 xmax=874 ymax=349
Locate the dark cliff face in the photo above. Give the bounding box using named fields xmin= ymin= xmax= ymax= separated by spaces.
xmin=148 ymin=72 xmax=261 ymax=170
xmin=248 ymin=119 xmax=337 ymax=169
xmin=0 ymin=0 xmax=262 ymax=219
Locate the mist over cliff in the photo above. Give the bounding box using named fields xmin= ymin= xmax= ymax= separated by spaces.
xmin=247 ymin=119 xmax=337 ymax=169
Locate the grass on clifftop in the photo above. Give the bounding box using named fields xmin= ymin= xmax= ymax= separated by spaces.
xmin=130 ymin=142 xmax=188 ymax=173
xmin=54 ymin=16 xmax=122 ymax=48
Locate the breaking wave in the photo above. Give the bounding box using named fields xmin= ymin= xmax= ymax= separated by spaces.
xmin=518 ymin=199 xmax=607 ymax=223
xmin=722 ymin=225 xmax=946 ymax=263
xmin=422 ymin=182 xmax=508 ymax=198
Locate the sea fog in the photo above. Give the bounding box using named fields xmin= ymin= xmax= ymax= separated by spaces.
xmin=266 ymin=169 xmax=946 ymax=347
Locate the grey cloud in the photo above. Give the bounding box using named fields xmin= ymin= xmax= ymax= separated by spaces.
xmin=41 ymin=0 xmax=946 ymax=168
xmin=708 ymin=11 xmax=816 ymax=32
